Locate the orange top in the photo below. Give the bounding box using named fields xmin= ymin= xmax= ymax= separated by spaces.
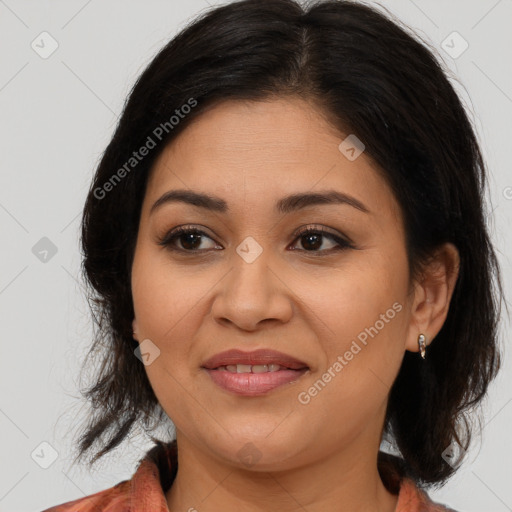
xmin=42 ymin=440 xmax=457 ymax=511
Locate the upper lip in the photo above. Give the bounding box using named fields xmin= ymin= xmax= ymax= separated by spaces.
xmin=201 ymin=349 xmax=309 ymax=370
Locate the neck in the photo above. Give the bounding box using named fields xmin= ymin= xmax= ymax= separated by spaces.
xmin=165 ymin=430 xmax=399 ymax=512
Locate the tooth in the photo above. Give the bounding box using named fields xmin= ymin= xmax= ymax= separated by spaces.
xmin=251 ymin=364 xmax=269 ymax=373
xmin=221 ymin=364 xmax=284 ymax=373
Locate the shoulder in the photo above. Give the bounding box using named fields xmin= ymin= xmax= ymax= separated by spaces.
xmin=41 ymin=440 xmax=176 ymax=512
xmin=379 ymin=451 xmax=459 ymax=512
xmin=40 ymin=479 xmax=131 ymax=512
xmin=397 ymin=478 xmax=459 ymax=512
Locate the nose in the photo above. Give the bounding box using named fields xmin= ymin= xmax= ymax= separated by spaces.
xmin=210 ymin=247 xmax=294 ymax=332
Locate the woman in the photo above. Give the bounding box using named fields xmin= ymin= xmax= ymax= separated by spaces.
xmin=43 ymin=0 xmax=503 ymax=510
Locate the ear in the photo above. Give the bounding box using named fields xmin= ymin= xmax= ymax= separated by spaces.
xmin=405 ymin=242 xmax=460 ymax=354
xmin=132 ymin=318 xmax=139 ymax=341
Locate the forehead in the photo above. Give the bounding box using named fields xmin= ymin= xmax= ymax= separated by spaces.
xmin=144 ymin=97 xmax=400 ymax=222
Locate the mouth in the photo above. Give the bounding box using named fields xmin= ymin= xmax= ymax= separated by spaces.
xmin=201 ymin=349 xmax=310 ymax=396
xmin=210 ymin=363 xmax=306 ymax=372
xmin=201 ymin=348 xmax=309 ymax=371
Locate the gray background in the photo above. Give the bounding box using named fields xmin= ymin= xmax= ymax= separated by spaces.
xmin=0 ymin=0 xmax=511 ymax=510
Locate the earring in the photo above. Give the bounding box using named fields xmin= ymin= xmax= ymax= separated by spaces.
xmin=418 ymin=333 xmax=427 ymax=359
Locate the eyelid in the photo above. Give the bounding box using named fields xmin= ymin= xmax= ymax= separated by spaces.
xmin=292 ymin=224 xmax=354 ymax=247
xmin=156 ymin=224 xmax=219 ymax=248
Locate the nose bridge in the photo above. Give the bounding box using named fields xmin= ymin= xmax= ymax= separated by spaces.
xmin=230 ymin=234 xmax=274 ymax=301
xmin=211 ymin=235 xmax=292 ymax=329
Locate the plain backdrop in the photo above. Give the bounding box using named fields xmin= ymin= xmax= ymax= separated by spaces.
xmin=0 ymin=0 xmax=511 ymax=511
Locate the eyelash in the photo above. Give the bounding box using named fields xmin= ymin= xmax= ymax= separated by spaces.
xmin=157 ymin=224 xmax=355 ymax=255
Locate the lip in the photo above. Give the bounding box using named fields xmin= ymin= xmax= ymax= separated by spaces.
xmin=201 ymin=349 xmax=310 ymax=397
xmin=201 ymin=349 xmax=309 ymax=370
xmin=203 ymin=367 xmax=309 ymax=396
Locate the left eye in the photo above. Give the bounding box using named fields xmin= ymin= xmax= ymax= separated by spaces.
xmin=289 ymin=227 xmax=352 ymax=252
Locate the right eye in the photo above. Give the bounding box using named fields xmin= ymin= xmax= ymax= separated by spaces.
xmin=157 ymin=226 xmax=222 ymax=252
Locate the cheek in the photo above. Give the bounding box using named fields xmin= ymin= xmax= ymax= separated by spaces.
xmin=304 ymin=248 xmax=409 ymax=385
xmin=130 ymin=245 xmax=220 ymax=396
xmin=131 ymin=247 xmax=204 ymax=340
xmin=130 ymin=248 xmax=204 ymax=417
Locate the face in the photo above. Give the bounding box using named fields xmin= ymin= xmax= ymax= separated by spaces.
xmin=131 ymin=97 xmax=416 ymax=471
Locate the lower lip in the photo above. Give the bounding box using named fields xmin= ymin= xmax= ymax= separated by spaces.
xmin=203 ymin=368 xmax=309 ymax=396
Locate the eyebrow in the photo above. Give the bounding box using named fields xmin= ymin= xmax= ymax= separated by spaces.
xmin=149 ymin=189 xmax=370 ymax=216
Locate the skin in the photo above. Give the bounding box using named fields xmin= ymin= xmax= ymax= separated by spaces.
xmin=131 ymin=96 xmax=460 ymax=512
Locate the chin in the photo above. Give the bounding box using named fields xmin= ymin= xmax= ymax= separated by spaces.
xmin=207 ymin=432 xmax=305 ymax=471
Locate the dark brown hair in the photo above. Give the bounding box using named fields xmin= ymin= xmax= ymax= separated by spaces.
xmin=73 ymin=0 xmax=503 ymax=487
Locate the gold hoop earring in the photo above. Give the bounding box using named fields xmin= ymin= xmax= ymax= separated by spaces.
xmin=418 ymin=333 xmax=427 ymax=359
